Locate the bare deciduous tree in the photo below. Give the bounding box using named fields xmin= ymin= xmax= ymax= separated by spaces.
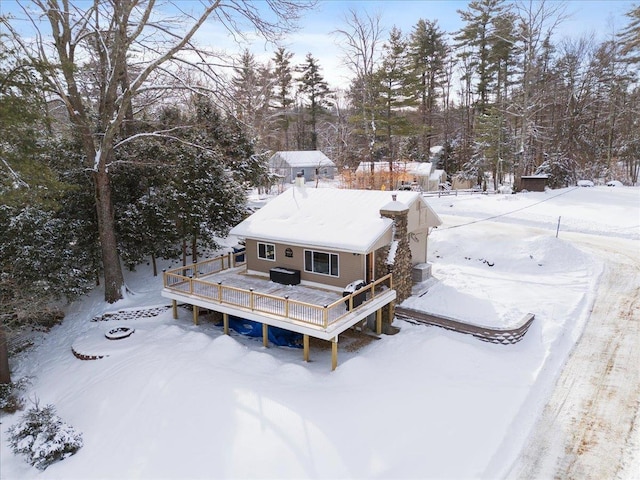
xmin=333 ymin=9 xmax=383 ymax=182
xmin=2 ymin=0 xmax=313 ymax=303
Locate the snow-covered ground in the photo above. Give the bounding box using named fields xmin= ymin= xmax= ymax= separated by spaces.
xmin=1 ymin=185 xmax=638 ymax=479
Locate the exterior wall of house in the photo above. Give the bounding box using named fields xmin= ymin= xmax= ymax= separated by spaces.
xmin=404 ymin=199 xmax=431 ymax=265
xmin=406 ymin=199 xmax=423 ymax=232
xmin=270 ymin=165 xmax=337 ymax=184
xmin=244 ymin=238 xmax=366 ymax=290
xmin=409 ymin=230 xmax=428 ymax=264
xmin=451 ymin=176 xmax=474 ymax=190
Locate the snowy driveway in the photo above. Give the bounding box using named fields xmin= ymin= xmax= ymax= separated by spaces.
xmin=506 ymin=232 xmax=640 ymax=479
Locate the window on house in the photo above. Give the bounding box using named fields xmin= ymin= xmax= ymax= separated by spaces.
xmin=258 ymin=242 xmax=275 ymax=261
xmin=304 ymin=250 xmax=339 ymax=277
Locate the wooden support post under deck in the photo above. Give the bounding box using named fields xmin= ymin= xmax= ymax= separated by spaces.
xmin=262 ymin=323 xmax=268 ymax=347
xmin=331 ymin=336 xmax=338 ymax=371
xmin=376 ymin=308 xmax=382 ymax=335
xmin=389 ymin=302 xmax=395 ymax=325
xmin=303 ymin=335 xmax=310 ymax=362
xmin=223 ymin=313 xmax=229 ymax=335
xmin=172 ymin=300 xmax=177 ymax=319
xmin=193 ymin=305 xmax=198 ymax=325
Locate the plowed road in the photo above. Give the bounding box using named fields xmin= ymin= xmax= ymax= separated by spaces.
xmin=507 ymin=233 xmax=640 ymax=479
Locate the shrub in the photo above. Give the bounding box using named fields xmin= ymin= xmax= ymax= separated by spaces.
xmin=7 ymin=402 xmax=83 ymax=470
xmin=0 ymin=378 xmax=30 ymax=413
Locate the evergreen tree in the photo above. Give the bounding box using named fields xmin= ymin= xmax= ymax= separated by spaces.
xmin=272 ymin=47 xmax=295 ymax=150
xmin=111 ymin=98 xmax=255 ymax=267
xmin=474 ymin=106 xmax=513 ymax=188
xmin=408 ymin=19 xmax=449 ymax=157
xmin=0 ymin=45 xmax=95 ymax=385
xmin=297 ymin=53 xmax=330 ymax=150
xmin=168 ymin=145 xmax=247 ymax=264
xmin=232 ymin=50 xmax=260 ymax=128
xmin=534 ymin=153 xmax=577 ymax=188
xmin=374 ymin=27 xmax=415 ymax=187
xmin=231 ymin=49 xmax=273 ymax=148
xmin=111 ymin=140 xmax=180 ymax=276
xmin=455 ymin=0 xmax=511 ymax=113
xmin=618 ymin=5 xmax=640 ymax=64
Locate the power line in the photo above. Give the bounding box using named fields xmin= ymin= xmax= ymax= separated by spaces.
xmin=438 ymin=187 xmax=581 ymax=230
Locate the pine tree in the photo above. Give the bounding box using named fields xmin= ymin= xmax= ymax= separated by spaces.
xmin=7 ymin=402 xmax=83 ymax=470
xmin=618 ymin=5 xmax=640 ymax=64
xmin=168 ymin=146 xmax=247 ymax=264
xmin=272 ymin=47 xmax=295 ymax=150
xmin=455 ymin=0 xmax=512 ymax=113
xmin=297 ymin=53 xmax=330 ymax=150
xmin=0 ymin=48 xmax=94 ymax=385
xmin=374 ymin=27 xmax=415 ymax=188
xmin=408 ymin=19 xmax=449 ymax=157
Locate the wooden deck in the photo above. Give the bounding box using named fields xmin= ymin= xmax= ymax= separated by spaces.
xmin=161 ymin=254 xmax=396 ymax=369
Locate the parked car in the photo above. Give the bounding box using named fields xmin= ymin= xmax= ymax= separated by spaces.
xmin=577 ymin=180 xmax=594 ymax=187
xmin=606 ymin=180 xmax=624 ymax=187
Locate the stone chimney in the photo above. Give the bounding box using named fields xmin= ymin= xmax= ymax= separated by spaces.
xmin=376 ymin=194 xmax=413 ymax=331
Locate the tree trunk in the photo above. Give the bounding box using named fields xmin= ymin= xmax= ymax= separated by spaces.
xmin=182 ymin=238 xmax=188 ymax=267
xmin=94 ymin=169 xmax=125 ymax=303
xmin=0 ymin=325 xmax=11 ymax=384
xmin=191 ymin=234 xmax=198 ymax=264
xmin=152 ymin=253 xmax=158 ymax=277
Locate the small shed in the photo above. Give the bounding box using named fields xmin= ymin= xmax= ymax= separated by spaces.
xmin=268 ymin=150 xmax=336 ymax=184
xmin=520 ymin=175 xmax=548 ymax=192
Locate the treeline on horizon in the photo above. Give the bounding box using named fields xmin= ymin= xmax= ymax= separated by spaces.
xmin=230 ymin=2 xmax=639 ymax=190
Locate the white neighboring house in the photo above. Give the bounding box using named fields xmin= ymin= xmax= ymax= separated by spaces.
xmin=268 ymin=150 xmax=336 ymax=184
xmin=429 ymin=169 xmax=448 ymax=191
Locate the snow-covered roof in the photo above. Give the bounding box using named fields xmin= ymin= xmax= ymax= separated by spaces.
xmin=407 ymin=162 xmax=433 ymax=176
xmin=356 ymin=161 xmax=432 ymax=175
xmin=269 ymin=150 xmax=335 ymax=168
xmin=230 ymin=187 xmax=437 ymax=254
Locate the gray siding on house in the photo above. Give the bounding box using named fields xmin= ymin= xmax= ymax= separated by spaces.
xmin=268 ymin=151 xmax=336 ymax=183
xmin=244 ymin=239 xmax=365 ymax=290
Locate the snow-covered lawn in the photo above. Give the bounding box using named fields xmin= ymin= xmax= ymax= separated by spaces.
xmin=1 ymin=186 xmax=638 ymax=479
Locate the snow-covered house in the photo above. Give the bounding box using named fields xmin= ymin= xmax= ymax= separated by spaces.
xmin=429 ymin=168 xmax=448 ymax=191
xmin=405 ymin=162 xmax=433 ymax=191
xmin=161 ymin=184 xmax=441 ymax=370
xmin=268 ymin=150 xmax=336 ymax=184
xmin=231 ymin=184 xmax=441 ymax=290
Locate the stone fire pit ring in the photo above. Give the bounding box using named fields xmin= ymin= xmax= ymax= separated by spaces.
xmin=105 ymin=326 xmax=135 ymax=340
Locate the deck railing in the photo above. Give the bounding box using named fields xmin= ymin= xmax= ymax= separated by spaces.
xmin=163 ymin=254 xmax=393 ymax=329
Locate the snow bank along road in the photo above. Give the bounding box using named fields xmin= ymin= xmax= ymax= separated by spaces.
xmin=507 ymin=232 xmax=640 ymax=479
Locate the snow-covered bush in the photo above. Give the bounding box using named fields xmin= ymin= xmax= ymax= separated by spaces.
xmin=0 ymin=378 xmax=30 ymax=413
xmin=7 ymin=402 xmax=83 ymax=470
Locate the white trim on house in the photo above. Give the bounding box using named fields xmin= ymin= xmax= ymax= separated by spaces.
xmin=257 ymin=242 xmax=275 ymax=261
